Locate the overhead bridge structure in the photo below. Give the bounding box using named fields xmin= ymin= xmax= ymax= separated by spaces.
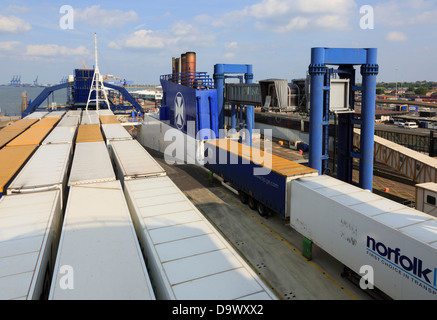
xmin=22 ymin=72 xmax=142 ymax=118
xmin=354 ymin=128 xmax=437 ymax=184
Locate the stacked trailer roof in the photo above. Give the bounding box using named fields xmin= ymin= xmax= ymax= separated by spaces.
xmin=57 ymin=116 xmax=79 ymax=128
xmin=0 ymin=119 xmax=39 ymax=149
xmin=45 ymin=111 xmax=66 ymax=118
xmin=23 ymin=111 xmax=48 ymax=119
xmin=101 ymin=123 xmax=133 ymax=144
xmin=123 ymin=176 xmax=278 ymax=300
xmin=80 ymin=111 xmax=100 ymax=125
xmin=99 ymin=115 xmax=119 ymax=125
xmin=49 ymin=180 xmax=155 ymax=300
xmin=68 ymin=141 xmax=116 ymax=186
xmin=110 ymin=139 xmax=166 ymax=185
xmin=75 ymin=124 xmax=103 ymax=143
xmin=98 ymin=109 xmax=114 ymax=115
xmin=41 ymin=126 xmax=77 ymax=145
xmin=7 ymin=143 xmax=72 ymax=207
xmin=0 ymin=190 xmax=62 ymax=299
xmin=0 ymin=145 xmax=37 ymax=198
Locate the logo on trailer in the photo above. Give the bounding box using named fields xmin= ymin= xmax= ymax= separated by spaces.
xmin=174 ymin=92 xmax=185 ymax=130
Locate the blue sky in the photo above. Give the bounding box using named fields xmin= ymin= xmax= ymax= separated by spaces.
xmin=0 ymin=0 xmax=436 ymax=85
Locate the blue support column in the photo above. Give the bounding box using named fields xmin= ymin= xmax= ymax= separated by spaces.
xmin=308 ymin=48 xmax=327 ymax=174
xmin=359 ymin=48 xmax=379 ymax=191
xmin=245 ymin=65 xmax=254 ymax=146
xmin=213 ymin=64 xmax=225 ymax=136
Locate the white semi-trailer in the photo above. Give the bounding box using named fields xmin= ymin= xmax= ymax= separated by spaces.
xmin=290 ymin=175 xmax=437 ymax=300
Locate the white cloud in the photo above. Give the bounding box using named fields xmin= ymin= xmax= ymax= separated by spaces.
xmin=0 ymin=41 xmax=20 ymax=51
xmin=110 ymin=21 xmax=216 ymax=51
xmin=224 ymin=42 xmax=238 ymax=50
xmin=25 ymin=44 xmax=90 ymax=56
xmin=6 ymin=5 xmax=31 ymax=13
xmin=221 ymin=0 xmax=356 ymax=33
xmin=0 ymin=15 xmax=31 ymax=34
xmin=75 ymin=5 xmax=138 ymax=27
xmin=386 ymin=31 xmax=408 ymax=42
xmin=224 ymin=52 xmax=236 ymax=59
xmin=375 ymin=0 xmax=437 ymax=27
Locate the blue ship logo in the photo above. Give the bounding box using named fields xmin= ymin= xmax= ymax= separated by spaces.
xmin=175 ymin=92 xmax=185 ymax=130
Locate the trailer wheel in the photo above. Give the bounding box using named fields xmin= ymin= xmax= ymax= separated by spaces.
xmin=238 ymin=191 xmax=248 ymax=204
xmin=257 ymin=203 xmax=268 ymax=217
xmin=248 ymin=196 xmax=257 ymax=210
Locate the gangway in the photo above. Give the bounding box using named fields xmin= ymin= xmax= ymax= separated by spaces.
xmin=353 ymin=128 xmax=437 ymax=184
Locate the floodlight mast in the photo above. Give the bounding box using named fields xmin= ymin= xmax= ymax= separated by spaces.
xmin=86 ymin=32 xmax=111 ymax=111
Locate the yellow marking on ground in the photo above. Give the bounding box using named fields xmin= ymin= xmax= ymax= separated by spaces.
xmin=215 ymin=186 xmax=359 ymax=300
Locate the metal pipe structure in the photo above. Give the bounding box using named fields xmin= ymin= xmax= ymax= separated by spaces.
xmin=213 ymin=64 xmax=253 ymax=144
xmin=308 ymin=47 xmax=378 ymax=191
xmin=186 ymin=52 xmax=196 ymax=86
xmin=308 ymin=47 xmax=326 ymax=175
xmin=359 ymin=48 xmax=378 ymax=191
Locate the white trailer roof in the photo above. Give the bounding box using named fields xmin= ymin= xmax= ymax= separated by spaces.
xmin=65 ymin=110 xmax=81 ymax=117
xmin=41 ymin=126 xmax=77 ymax=145
xmin=45 ymin=111 xmax=66 ymax=118
xmin=80 ymin=112 xmax=99 ymax=125
xmin=124 ymin=176 xmax=277 ymax=300
xmin=101 ymin=123 xmax=132 ymax=142
xmin=68 ymin=141 xmax=116 ymax=186
xmin=98 ymin=109 xmax=114 ymax=115
xmin=111 ymin=139 xmax=166 ymax=180
xmin=0 ymin=190 xmax=61 ymax=300
xmin=49 ymin=180 xmax=155 ymax=300
xmin=23 ymin=111 xmax=48 ymax=119
xmin=293 ymin=175 xmax=437 ymax=248
xmin=8 ymin=144 xmax=72 ymax=194
xmin=57 ymin=116 xmax=79 ymax=127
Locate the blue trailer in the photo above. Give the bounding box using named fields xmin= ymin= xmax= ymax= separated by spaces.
xmin=204 ymin=139 xmax=318 ymax=218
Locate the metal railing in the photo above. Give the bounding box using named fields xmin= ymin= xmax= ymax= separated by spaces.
xmin=160 ymin=72 xmax=215 ymax=89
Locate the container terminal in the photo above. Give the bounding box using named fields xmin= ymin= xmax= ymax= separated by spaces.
xmin=1 ymin=37 xmax=437 ymax=301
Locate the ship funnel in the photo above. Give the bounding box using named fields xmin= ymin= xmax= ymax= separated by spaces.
xmin=171 ymin=51 xmax=196 ymax=87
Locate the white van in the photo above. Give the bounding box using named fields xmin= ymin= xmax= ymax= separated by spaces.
xmin=404 ymin=121 xmax=418 ymax=129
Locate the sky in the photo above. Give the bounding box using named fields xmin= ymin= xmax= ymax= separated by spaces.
xmin=0 ymin=0 xmax=436 ymax=85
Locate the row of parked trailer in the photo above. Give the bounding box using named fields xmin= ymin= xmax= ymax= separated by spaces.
xmin=0 ymin=109 xmax=277 ymax=300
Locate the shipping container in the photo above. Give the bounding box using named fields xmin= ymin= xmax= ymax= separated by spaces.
xmin=68 ymin=141 xmax=116 ymax=186
xmin=0 ymin=190 xmax=62 ymax=300
xmin=99 ymin=115 xmax=119 ymax=125
xmin=0 ymin=145 xmax=37 ymax=198
xmin=41 ymin=126 xmax=77 ymax=145
xmin=31 ymin=117 xmax=61 ymax=128
xmin=101 ymin=123 xmax=132 ymax=143
xmin=6 ymin=126 xmax=53 ymax=147
xmin=415 ymin=182 xmax=437 ymax=217
xmin=7 ymin=143 xmax=72 ymax=207
xmin=123 ymin=176 xmax=278 ymax=300
xmin=57 ymin=116 xmax=79 ymax=128
xmin=23 ymin=111 xmax=48 ymax=119
xmin=290 ymin=175 xmax=437 ymax=300
xmin=1 ymin=118 xmax=38 ymax=132
xmin=49 ymin=180 xmax=155 ymax=300
xmin=65 ymin=110 xmax=82 ymax=117
xmin=76 ymin=124 xmax=103 ymax=143
xmin=110 ymin=139 xmax=166 ymax=184
xmin=98 ymin=109 xmax=114 ymax=115
xmin=45 ymin=111 xmax=66 ymax=118
xmin=0 ymin=130 xmax=24 ymax=149
xmin=204 ymin=139 xmax=318 ymax=218
xmin=80 ymin=111 xmax=100 ymax=125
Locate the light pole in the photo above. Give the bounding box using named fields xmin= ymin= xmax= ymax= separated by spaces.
xmin=395 ymin=67 xmax=398 ymax=99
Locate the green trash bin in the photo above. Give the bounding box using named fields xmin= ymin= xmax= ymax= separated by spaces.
xmin=302 ymin=237 xmax=313 ymax=260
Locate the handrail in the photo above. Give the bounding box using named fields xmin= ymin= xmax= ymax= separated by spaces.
xmin=160 ymin=71 xmax=215 ymax=89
